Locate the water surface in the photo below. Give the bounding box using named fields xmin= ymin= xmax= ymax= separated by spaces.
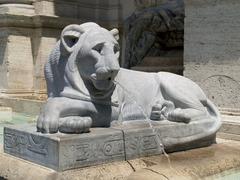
xmin=0 ymin=112 xmax=36 ymax=144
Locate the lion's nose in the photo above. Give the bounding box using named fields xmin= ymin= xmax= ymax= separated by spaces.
xmin=109 ymin=69 xmax=119 ymax=79
xmin=96 ymin=67 xmax=119 ymax=80
xmin=108 ymin=59 xmax=120 ymax=76
xmin=96 ymin=67 xmax=111 ymax=80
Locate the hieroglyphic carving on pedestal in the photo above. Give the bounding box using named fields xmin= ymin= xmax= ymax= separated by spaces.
xmin=124 ymin=130 xmax=160 ymax=159
xmin=61 ymin=135 xmax=124 ymax=169
xmin=4 ymin=131 xmax=48 ymax=156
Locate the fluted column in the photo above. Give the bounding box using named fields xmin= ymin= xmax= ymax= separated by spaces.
xmin=0 ymin=1 xmax=35 ymax=97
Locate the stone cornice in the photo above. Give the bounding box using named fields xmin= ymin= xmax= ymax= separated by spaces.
xmin=34 ymin=0 xmax=120 ymax=7
xmin=0 ymin=14 xmax=122 ymax=29
xmin=0 ymin=0 xmax=34 ymax=4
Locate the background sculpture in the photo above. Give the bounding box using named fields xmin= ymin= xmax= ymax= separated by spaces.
xmin=124 ymin=0 xmax=184 ymax=68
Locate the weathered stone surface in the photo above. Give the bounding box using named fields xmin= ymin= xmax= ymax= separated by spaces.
xmin=4 ymin=124 xmax=125 ymax=171
xmin=184 ymin=0 xmax=240 ymax=109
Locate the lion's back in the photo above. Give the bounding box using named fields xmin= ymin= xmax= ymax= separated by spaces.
xmin=156 ymin=71 xmax=207 ymax=104
xmin=115 ymin=68 xmax=160 ymax=114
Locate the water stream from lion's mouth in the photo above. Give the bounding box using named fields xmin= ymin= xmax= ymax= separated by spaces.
xmin=113 ymin=80 xmax=172 ymax=167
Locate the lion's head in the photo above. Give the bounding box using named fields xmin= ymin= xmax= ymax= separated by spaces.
xmin=60 ymin=23 xmax=120 ymax=100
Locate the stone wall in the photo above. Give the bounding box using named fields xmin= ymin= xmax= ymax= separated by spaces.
xmin=184 ymin=0 xmax=240 ymax=109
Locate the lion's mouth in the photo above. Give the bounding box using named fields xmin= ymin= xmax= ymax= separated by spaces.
xmin=91 ymin=74 xmax=113 ymax=81
xmin=90 ymin=74 xmax=114 ymax=91
xmin=90 ymin=74 xmax=113 ymax=81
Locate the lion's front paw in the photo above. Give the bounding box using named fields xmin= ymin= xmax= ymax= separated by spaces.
xmin=37 ymin=104 xmax=60 ymax=133
xmin=59 ymin=116 xmax=92 ymax=133
xmin=37 ymin=113 xmax=59 ymax=133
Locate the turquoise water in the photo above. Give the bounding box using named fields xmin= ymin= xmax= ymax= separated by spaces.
xmin=219 ymin=172 xmax=240 ymax=180
xmin=206 ymin=169 xmax=240 ymax=180
xmin=0 ymin=113 xmax=36 ymax=144
xmin=216 ymin=170 xmax=240 ymax=180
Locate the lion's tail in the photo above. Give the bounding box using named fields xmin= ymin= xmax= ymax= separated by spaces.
xmin=204 ymin=98 xmax=222 ymax=135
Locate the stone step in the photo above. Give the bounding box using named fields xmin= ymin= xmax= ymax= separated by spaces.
xmin=217 ymin=132 xmax=240 ymax=141
xmin=218 ymin=115 xmax=240 ymax=141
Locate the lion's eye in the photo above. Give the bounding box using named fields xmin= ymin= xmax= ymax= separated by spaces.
xmin=64 ymin=36 xmax=79 ymax=48
xmin=92 ymin=43 xmax=104 ymax=53
xmin=114 ymin=44 xmax=120 ymax=54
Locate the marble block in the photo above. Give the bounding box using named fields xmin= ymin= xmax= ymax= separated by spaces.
xmin=114 ymin=120 xmax=216 ymax=160
xmin=4 ymin=124 xmax=125 ymax=171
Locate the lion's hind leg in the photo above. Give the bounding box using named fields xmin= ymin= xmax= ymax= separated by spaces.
xmin=150 ymin=100 xmax=207 ymax=123
xmin=167 ymin=108 xmax=208 ymax=123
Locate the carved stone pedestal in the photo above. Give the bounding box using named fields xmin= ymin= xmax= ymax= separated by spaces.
xmin=4 ymin=120 xmax=217 ymax=171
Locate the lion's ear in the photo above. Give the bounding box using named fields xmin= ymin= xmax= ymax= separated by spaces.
xmin=110 ymin=28 xmax=119 ymax=41
xmin=61 ymin=24 xmax=85 ymax=53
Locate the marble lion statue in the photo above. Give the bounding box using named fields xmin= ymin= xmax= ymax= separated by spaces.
xmin=37 ymin=23 xmax=221 ymax=146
